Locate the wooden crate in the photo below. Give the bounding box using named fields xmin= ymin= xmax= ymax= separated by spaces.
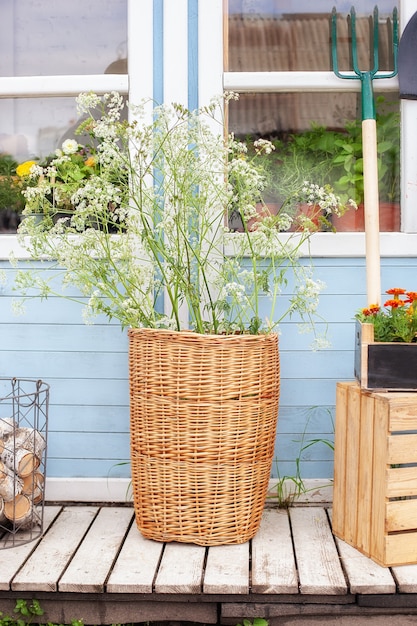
xmin=355 ymin=321 xmax=417 ymax=390
xmin=333 ymin=381 xmax=417 ymax=567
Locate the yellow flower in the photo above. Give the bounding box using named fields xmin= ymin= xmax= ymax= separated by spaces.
xmin=84 ymin=156 xmax=96 ymax=168
xmin=16 ymin=160 xmax=37 ymax=177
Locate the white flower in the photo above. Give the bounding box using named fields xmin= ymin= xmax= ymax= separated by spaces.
xmin=14 ymin=91 xmax=331 ymax=345
xmin=76 ymin=92 xmax=101 ymax=114
xmin=61 ymin=139 xmax=79 ymax=155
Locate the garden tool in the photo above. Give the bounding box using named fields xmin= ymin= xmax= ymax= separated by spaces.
xmin=398 ymin=10 xmax=417 ymax=99
xmin=331 ymin=6 xmax=398 ymax=306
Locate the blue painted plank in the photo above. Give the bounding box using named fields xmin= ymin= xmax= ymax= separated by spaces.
xmin=277 ymin=406 xmax=334 ymax=434
xmin=48 ymin=405 xmax=129 ymax=433
xmin=47 ymin=431 xmax=130 ymax=460
xmin=0 ymin=324 xmax=128 ymax=352
xmin=279 ymin=350 xmax=352 ymax=379
xmin=278 ymin=379 xmax=342 ymax=407
xmin=0 ymin=350 xmax=128 ymax=379
xmin=46 ymin=458 xmax=131 ymax=479
xmin=270 ymin=460 xmax=334 ymax=480
xmin=274 ymin=434 xmax=334 ymax=462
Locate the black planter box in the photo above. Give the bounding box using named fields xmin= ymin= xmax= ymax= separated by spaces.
xmin=354 ymin=321 xmax=417 ymax=390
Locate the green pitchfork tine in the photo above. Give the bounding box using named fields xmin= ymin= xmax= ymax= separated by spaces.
xmin=331 ymin=6 xmax=398 ymax=306
xmin=331 ymin=6 xmax=398 ymax=120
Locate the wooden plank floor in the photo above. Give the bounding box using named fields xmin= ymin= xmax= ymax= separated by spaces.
xmin=0 ymin=504 xmax=417 ymax=625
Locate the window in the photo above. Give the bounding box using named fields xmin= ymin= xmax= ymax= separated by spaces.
xmin=224 ymin=0 xmax=407 ymax=239
xmin=0 ymin=0 xmax=127 ymax=234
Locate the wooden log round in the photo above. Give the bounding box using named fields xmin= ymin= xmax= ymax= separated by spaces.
xmin=0 ymin=417 xmax=15 ymax=438
xmin=1 ymin=448 xmax=40 ymax=478
xmin=22 ymin=472 xmax=44 ymax=505
xmin=6 ymin=427 xmax=46 ymax=459
xmin=4 ymin=493 xmax=33 ymax=524
xmin=0 ymin=461 xmax=23 ymax=501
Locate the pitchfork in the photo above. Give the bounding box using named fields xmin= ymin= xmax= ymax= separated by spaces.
xmin=331 ymin=6 xmax=398 ymax=306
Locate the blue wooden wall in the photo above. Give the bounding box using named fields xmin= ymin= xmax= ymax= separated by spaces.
xmin=2 ymin=256 xmax=416 ymax=481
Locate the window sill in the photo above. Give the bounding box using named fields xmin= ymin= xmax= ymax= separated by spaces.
xmin=2 ymin=231 xmax=417 ymax=261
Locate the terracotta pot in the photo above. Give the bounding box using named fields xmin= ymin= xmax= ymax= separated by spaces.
xmin=228 ymin=203 xmax=280 ymax=232
xmin=332 ymin=202 xmax=400 ymax=232
xmin=288 ymin=204 xmax=324 ymax=232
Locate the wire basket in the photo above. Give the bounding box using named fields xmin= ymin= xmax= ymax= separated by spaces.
xmin=0 ymin=378 xmax=49 ymax=548
xmin=129 ymin=328 xmax=280 ymax=546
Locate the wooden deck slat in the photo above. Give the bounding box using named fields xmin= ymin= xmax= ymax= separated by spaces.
xmin=154 ymin=543 xmax=206 ymax=593
xmin=392 ymin=564 xmax=417 ymax=593
xmin=329 ymin=507 xmax=396 ymax=594
xmin=106 ymin=520 xmax=164 ymax=593
xmin=3 ymin=502 xmax=417 ymax=609
xmin=58 ymin=507 xmax=133 ymax=593
xmin=251 ymin=509 xmax=298 ymax=594
xmin=11 ymin=506 xmax=98 ymax=592
xmin=335 ymin=536 xmax=396 ymax=594
xmin=0 ymin=506 xmax=62 ymax=591
xmin=290 ymin=507 xmax=347 ymax=595
xmin=203 ymin=542 xmax=249 ymax=594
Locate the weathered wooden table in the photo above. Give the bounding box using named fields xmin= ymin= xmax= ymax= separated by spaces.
xmin=1 ymin=502 xmax=417 ymax=625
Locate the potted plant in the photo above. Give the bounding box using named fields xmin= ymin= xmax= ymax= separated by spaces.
xmin=325 ymin=97 xmax=400 ymax=231
xmin=15 ymin=91 xmax=348 ymax=546
xmin=355 ymin=288 xmax=417 ymax=389
xmin=246 ymin=96 xmax=399 ymax=233
xmin=19 ymin=136 xmax=127 ymax=232
xmin=0 ymin=155 xmax=28 ymax=233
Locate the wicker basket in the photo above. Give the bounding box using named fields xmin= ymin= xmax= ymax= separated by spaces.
xmin=128 ymin=328 xmax=280 ymax=546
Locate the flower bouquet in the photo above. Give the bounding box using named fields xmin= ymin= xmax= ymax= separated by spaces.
xmin=19 ymin=132 xmax=127 ymax=232
xmin=15 ymin=91 xmax=352 ymax=339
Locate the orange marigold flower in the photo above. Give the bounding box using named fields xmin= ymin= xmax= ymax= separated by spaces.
xmin=368 ymin=304 xmax=380 ymax=314
xmin=406 ymin=291 xmax=417 ymax=301
xmin=84 ymin=156 xmax=96 ymax=168
xmin=386 ymin=287 xmax=406 ymax=297
xmin=384 ymin=298 xmax=405 ymax=309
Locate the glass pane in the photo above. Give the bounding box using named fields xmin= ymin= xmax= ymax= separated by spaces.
xmin=0 ymin=0 xmax=127 ymax=77
xmin=227 ymin=1 xmax=397 ymax=72
xmin=228 ymin=93 xmax=400 ymax=232
xmin=0 ymin=97 xmax=78 ymax=233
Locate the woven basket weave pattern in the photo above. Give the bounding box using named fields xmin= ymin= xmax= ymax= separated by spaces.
xmin=128 ymin=328 xmax=280 ymax=545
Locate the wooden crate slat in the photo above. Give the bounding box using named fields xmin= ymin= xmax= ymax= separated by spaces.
xmin=388 ymin=434 xmax=417 ymax=465
xmin=0 ymin=506 xmax=62 ymax=591
xmin=332 ymin=382 xmax=349 ymax=538
xmin=106 ymin=521 xmax=164 ymax=593
xmin=58 ymin=507 xmax=133 ymax=593
xmin=385 ymin=532 xmax=417 ymax=567
xmin=389 ymin=399 xmax=417 ymax=430
xmin=344 ymin=383 xmax=361 ymax=545
xmin=370 ymin=396 xmax=390 ymax=564
xmin=356 ymin=392 xmax=375 ymax=553
xmin=251 ymin=508 xmax=298 ymax=594
xmin=11 ymin=506 xmax=98 ymax=592
xmin=387 ymin=467 xmax=417 ymax=498
xmin=289 ymin=507 xmax=347 ymax=595
xmin=386 ymin=499 xmax=417 ymax=532
xmin=203 ymin=542 xmax=249 ymax=594
xmin=154 ymin=542 xmax=206 ymax=593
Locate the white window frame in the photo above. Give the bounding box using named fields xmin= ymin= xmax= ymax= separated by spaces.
xmin=1 ymin=0 xmax=417 ymax=260
xmin=223 ymin=0 xmax=417 ymax=258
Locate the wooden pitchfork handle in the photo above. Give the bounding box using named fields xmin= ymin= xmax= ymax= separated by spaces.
xmin=331 ymin=6 xmax=398 ymax=306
